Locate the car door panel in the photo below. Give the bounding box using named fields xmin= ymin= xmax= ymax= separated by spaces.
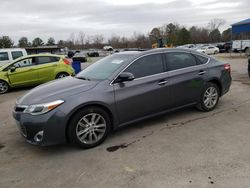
xmin=35 ymin=57 xmax=59 ymax=83
xmin=114 ymin=53 xmax=172 ymax=124
xmin=7 ymin=58 xmax=38 ymax=86
xmin=167 ymin=66 xmax=206 ymax=107
xmin=164 ymin=52 xmax=207 ymax=107
xmin=114 ymin=73 xmax=171 ymax=124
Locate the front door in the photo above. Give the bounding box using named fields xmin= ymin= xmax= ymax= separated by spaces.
xmin=8 ymin=57 xmax=38 ymax=87
xmin=114 ymin=53 xmax=171 ymax=125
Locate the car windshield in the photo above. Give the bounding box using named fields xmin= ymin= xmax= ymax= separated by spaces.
xmin=75 ymin=54 xmax=135 ymax=80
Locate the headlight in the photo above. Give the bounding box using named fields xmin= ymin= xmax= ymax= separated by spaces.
xmin=24 ymin=100 xmax=64 ymax=115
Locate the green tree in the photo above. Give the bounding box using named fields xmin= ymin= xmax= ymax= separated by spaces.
xmin=177 ymin=28 xmax=191 ymax=45
xmin=165 ymin=23 xmax=179 ymax=45
xmin=32 ymin=37 xmax=44 ymax=47
xmin=0 ymin=36 xmax=14 ymax=48
xmin=209 ymin=29 xmax=221 ymax=43
xmin=18 ymin=37 xmax=29 ymax=47
xmin=47 ymin=37 xmax=55 ymax=45
xmin=221 ymin=28 xmax=231 ymax=42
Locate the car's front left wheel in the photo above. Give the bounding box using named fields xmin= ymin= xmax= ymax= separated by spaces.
xmin=68 ymin=107 xmax=111 ymax=148
xmin=0 ymin=80 xmax=9 ymax=94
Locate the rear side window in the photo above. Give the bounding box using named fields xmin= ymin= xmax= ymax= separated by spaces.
xmin=36 ymin=56 xmax=58 ymax=64
xmin=11 ymin=51 xmax=23 ymax=60
xmin=165 ymin=52 xmax=197 ymax=71
xmin=125 ymin=54 xmax=164 ymax=78
xmin=193 ymin=54 xmax=209 ymax=65
xmin=0 ymin=52 xmax=9 ymax=61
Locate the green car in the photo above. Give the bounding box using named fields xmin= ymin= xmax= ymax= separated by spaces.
xmin=0 ymin=54 xmax=75 ymax=94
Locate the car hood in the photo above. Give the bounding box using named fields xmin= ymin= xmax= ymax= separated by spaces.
xmin=18 ymin=77 xmax=99 ymax=105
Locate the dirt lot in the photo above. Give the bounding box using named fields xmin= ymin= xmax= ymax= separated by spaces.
xmin=0 ymin=54 xmax=250 ymax=188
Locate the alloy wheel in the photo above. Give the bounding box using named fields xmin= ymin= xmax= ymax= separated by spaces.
xmin=0 ymin=81 xmax=9 ymax=94
xmin=203 ymin=86 xmax=218 ymax=109
xmin=76 ymin=113 xmax=107 ymax=144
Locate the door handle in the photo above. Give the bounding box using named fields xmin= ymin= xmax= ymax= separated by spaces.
xmin=198 ymin=70 xmax=206 ymax=75
xmin=158 ymin=80 xmax=168 ymax=86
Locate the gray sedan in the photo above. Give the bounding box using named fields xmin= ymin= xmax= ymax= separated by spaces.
xmin=13 ymin=48 xmax=232 ymax=148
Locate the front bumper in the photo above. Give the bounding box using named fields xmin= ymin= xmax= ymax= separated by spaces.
xmin=13 ymin=109 xmax=67 ymax=146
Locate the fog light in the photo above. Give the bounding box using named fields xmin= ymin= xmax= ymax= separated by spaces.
xmin=34 ymin=131 xmax=44 ymax=142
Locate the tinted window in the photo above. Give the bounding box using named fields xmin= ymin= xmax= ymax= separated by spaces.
xmin=165 ymin=52 xmax=197 ymax=71
xmin=194 ymin=54 xmax=209 ymax=65
xmin=11 ymin=51 xmax=23 ymax=60
xmin=36 ymin=56 xmax=56 ymax=64
xmin=125 ymin=54 xmax=164 ymax=78
xmin=13 ymin=58 xmax=35 ymax=68
xmin=0 ymin=52 xmax=9 ymax=61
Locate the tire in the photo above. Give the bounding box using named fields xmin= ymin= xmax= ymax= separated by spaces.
xmin=0 ymin=80 xmax=9 ymax=94
xmin=196 ymin=82 xmax=220 ymax=112
xmin=56 ymin=72 xmax=69 ymax=79
xmin=68 ymin=107 xmax=111 ymax=149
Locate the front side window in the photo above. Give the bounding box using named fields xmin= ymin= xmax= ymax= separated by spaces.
xmin=0 ymin=52 xmax=9 ymax=61
xmin=125 ymin=54 xmax=164 ymax=78
xmin=11 ymin=51 xmax=23 ymax=60
xmin=165 ymin=52 xmax=197 ymax=71
xmin=13 ymin=58 xmax=34 ymax=68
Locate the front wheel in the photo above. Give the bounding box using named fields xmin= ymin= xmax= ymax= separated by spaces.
xmin=0 ymin=80 xmax=9 ymax=94
xmin=197 ymin=83 xmax=220 ymax=112
xmin=68 ymin=107 xmax=111 ymax=148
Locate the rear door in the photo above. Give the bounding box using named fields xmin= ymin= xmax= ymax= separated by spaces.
xmin=35 ymin=56 xmax=60 ymax=83
xmin=114 ymin=53 xmax=171 ymax=124
xmin=164 ymin=52 xmax=208 ymax=107
xmin=7 ymin=57 xmax=38 ymax=86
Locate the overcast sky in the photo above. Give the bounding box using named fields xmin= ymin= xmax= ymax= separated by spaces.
xmin=0 ymin=0 xmax=249 ymax=43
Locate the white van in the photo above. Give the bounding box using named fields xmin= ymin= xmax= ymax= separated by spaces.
xmin=0 ymin=48 xmax=27 ymax=66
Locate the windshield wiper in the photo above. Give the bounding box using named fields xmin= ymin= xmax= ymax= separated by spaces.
xmin=75 ymin=76 xmax=91 ymax=81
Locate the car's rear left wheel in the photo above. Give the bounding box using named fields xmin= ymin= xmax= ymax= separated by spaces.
xmin=197 ymin=82 xmax=219 ymax=112
xmin=0 ymin=80 xmax=9 ymax=94
xmin=68 ymin=107 xmax=111 ymax=148
xmin=56 ymin=72 xmax=69 ymax=79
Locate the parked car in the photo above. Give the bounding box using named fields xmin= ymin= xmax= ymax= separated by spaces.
xmin=87 ymin=49 xmax=99 ymax=57
xmin=13 ymin=49 xmax=231 ymax=148
xmin=0 ymin=48 xmax=27 ymax=66
xmin=196 ymin=46 xmax=220 ymax=55
xmin=216 ymin=42 xmax=232 ymax=53
xmin=0 ymin=54 xmax=74 ymax=94
xmin=72 ymin=52 xmax=87 ymax=63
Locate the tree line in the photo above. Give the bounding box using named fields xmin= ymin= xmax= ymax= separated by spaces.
xmin=0 ymin=18 xmax=231 ymax=49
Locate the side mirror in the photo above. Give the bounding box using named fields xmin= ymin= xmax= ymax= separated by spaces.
xmin=10 ymin=66 xmax=16 ymax=72
xmin=115 ymin=72 xmax=135 ymax=83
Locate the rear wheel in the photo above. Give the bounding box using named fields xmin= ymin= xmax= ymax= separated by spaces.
xmin=197 ymin=82 xmax=219 ymax=112
xmin=0 ymin=80 xmax=9 ymax=94
xmin=56 ymin=72 xmax=69 ymax=79
xmin=68 ymin=107 xmax=111 ymax=148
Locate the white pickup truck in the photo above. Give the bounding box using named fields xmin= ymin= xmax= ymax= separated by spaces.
xmin=232 ymin=40 xmax=250 ymax=55
xmin=0 ymin=48 xmax=27 ymax=66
